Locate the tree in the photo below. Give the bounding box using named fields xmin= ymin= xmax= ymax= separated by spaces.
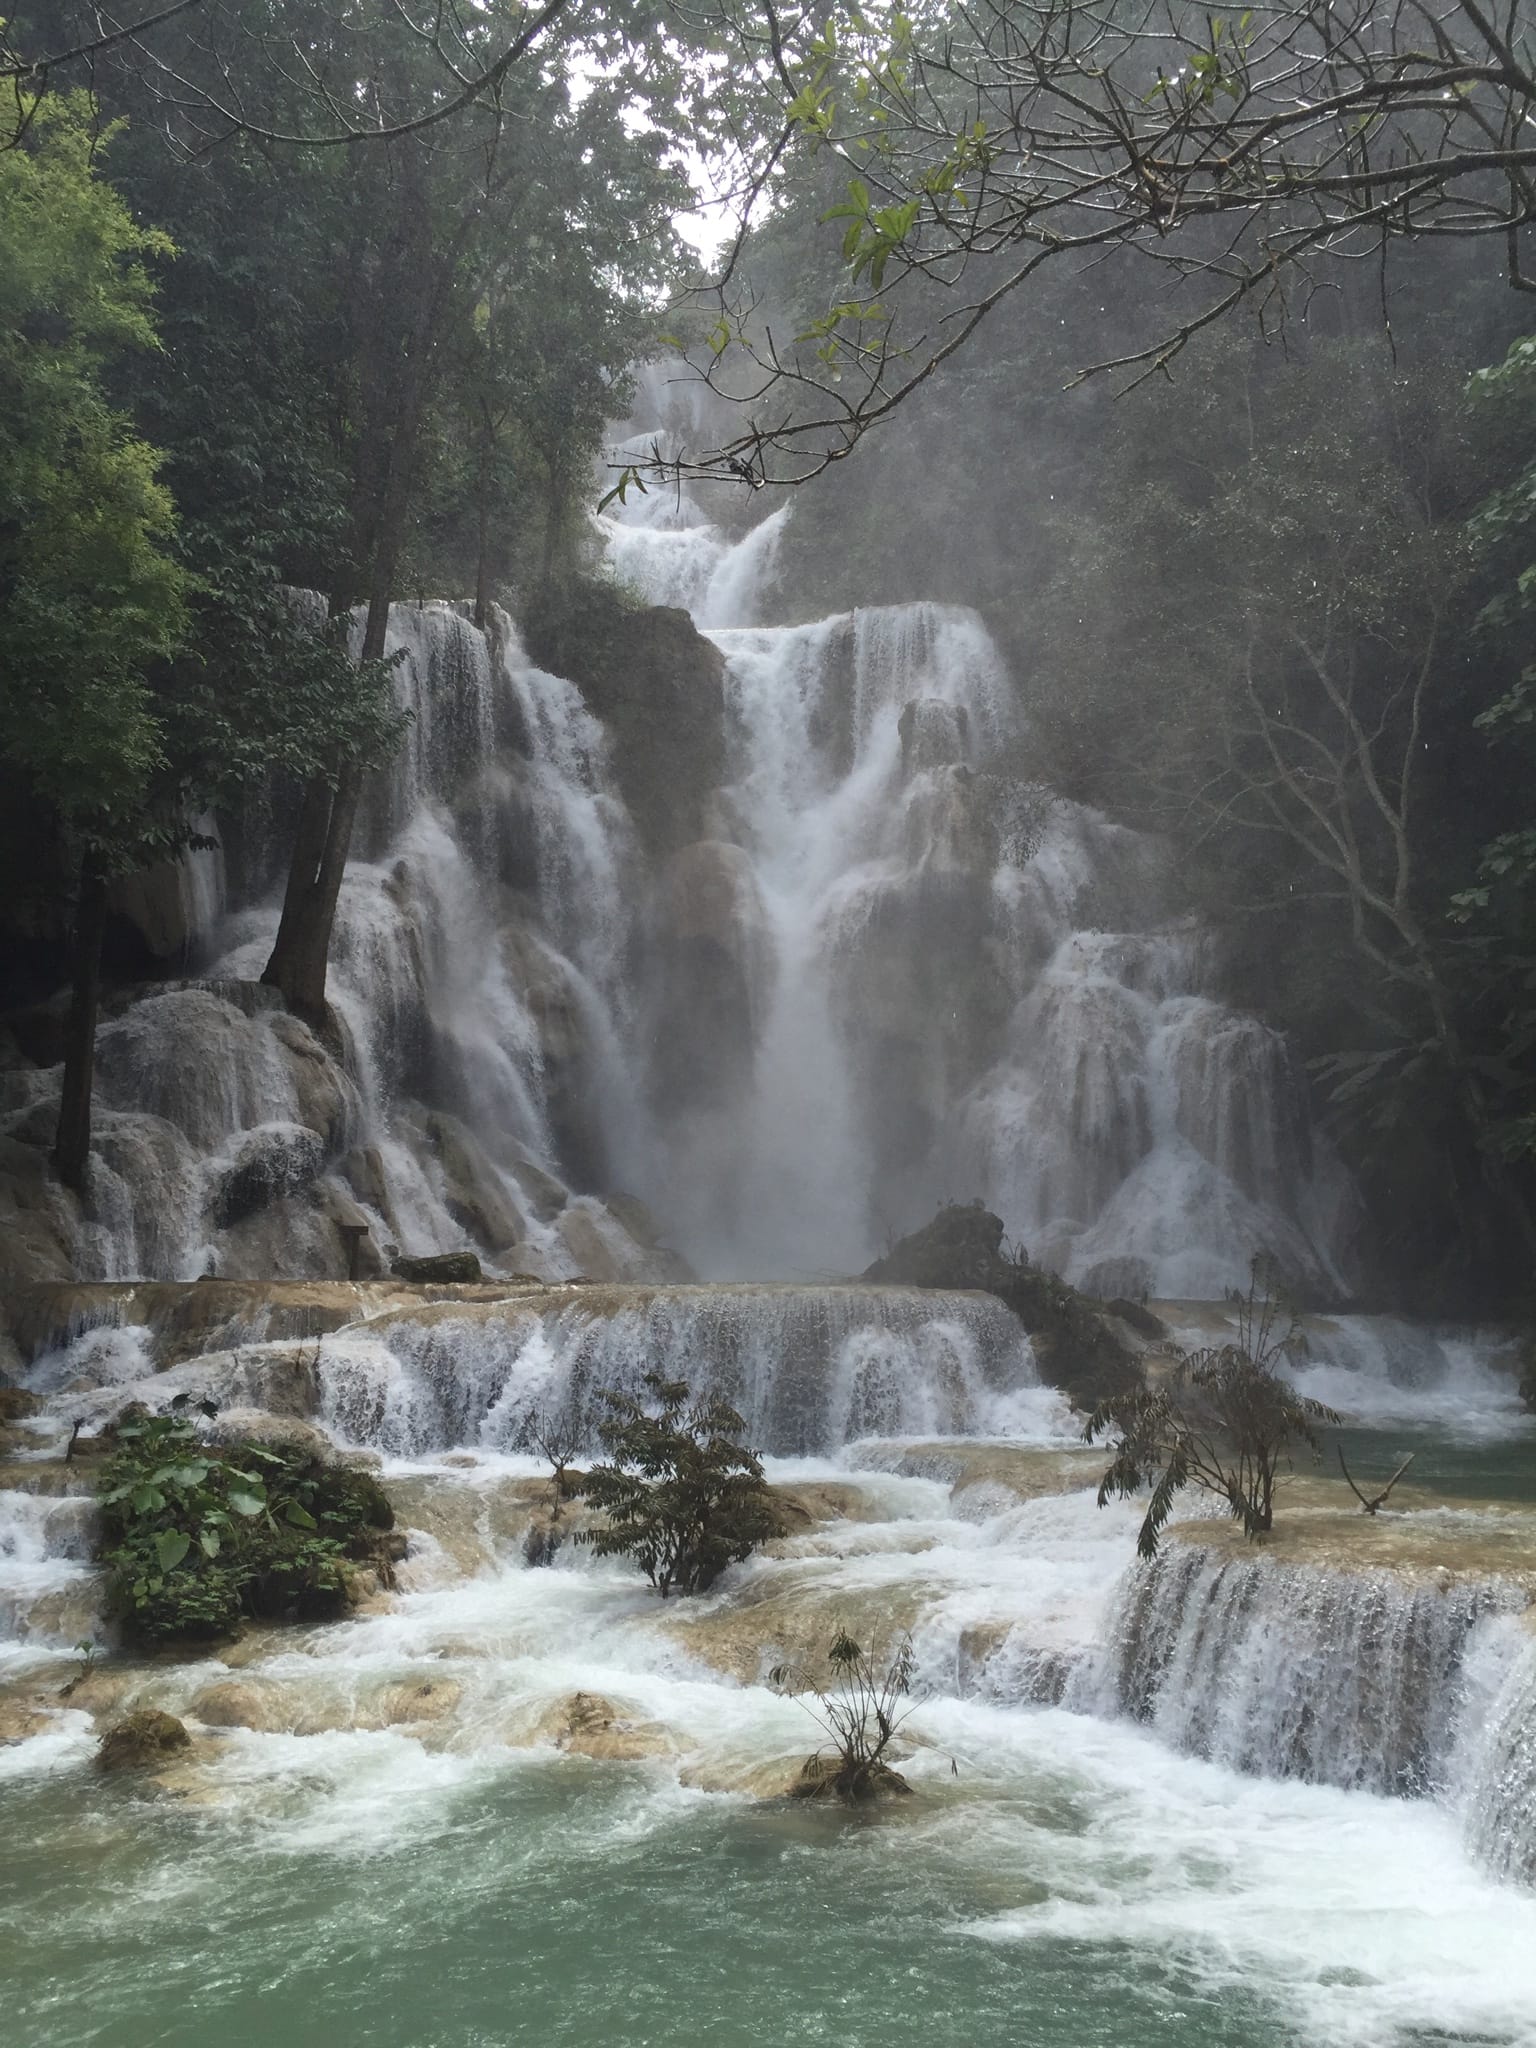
xmin=1 ymin=0 xmax=579 ymax=153
xmin=579 ymin=1371 xmax=780 ymax=1595
xmin=770 ymin=1627 xmax=918 ymax=1803
xmin=1086 ymin=1263 xmax=1339 ymax=1556
xmin=0 ymin=96 xmax=187 ymax=1190
xmin=637 ymin=0 xmax=1536 ymax=484
xmin=1448 ymin=330 xmax=1536 ymax=1173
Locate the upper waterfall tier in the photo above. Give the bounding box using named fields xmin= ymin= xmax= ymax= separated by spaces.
xmin=2 ymin=467 xmax=1355 ymax=1298
xmin=599 ymin=479 xmax=1357 ymax=1297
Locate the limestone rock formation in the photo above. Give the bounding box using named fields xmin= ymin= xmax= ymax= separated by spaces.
xmin=863 ymin=1202 xmax=1142 ymax=1407
xmin=521 ymin=580 xmax=726 ymax=855
xmin=96 ymin=1709 xmax=192 ymax=1771
xmin=391 ymin=1251 xmax=483 ymax=1284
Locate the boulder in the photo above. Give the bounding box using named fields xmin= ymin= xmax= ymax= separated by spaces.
xmin=392 ymin=1250 xmax=483 ymax=1284
xmin=521 ymin=583 xmax=727 ymax=855
xmin=863 ymin=1202 xmax=1142 ymax=1408
xmin=790 ymin=1753 xmax=913 ymax=1803
xmin=209 ymin=1123 xmax=326 ymax=1227
xmin=95 ymin=1709 xmax=191 ymax=1772
xmin=203 ymin=1408 xmax=337 ymax=1463
xmin=0 ymin=1697 xmax=51 ymax=1743
xmin=522 ymin=1690 xmax=680 ymax=1763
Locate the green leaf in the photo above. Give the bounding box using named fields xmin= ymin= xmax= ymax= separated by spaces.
xmin=199 ymin=1528 xmax=222 ymax=1559
xmin=155 ymin=1529 xmax=191 ymax=1573
xmin=227 ymin=1490 xmax=265 ymax=1518
xmin=284 ymin=1501 xmax=318 ymax=1530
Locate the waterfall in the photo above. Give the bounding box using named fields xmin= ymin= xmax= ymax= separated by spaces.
xmin=1459 ymin=1621 xmax=1536 ymax=1887
xmin=314 ymin=1284 xmax=1053 ymax=1458
xmin=603 ymin=471 xmax=1357 ymax=1295
xmin=1078 ymin=1541 xmax=1524 ymax=1796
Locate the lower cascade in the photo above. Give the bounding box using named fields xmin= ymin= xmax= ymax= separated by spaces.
xmin=1 ymin=1267 xmax=1534 ymax=2046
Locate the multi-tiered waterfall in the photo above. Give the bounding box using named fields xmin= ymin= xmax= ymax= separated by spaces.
xmin=1 ymin=437 xmax=1534 ymax=2032
xmin=0 ymin=446 xmax=1357 ymax=1298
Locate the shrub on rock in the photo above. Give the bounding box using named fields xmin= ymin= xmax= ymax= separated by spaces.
xmin=96 ymin=1407 xmax=396 ymax=1643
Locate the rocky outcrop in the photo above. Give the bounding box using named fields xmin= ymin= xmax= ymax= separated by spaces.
xmin=391 ymin=1251 xmax=483 ymax=1284
xmin=862 ymin=1202 xmax=1142 ymax=1407
xmin=521 ymin=582 xmax=726 ymax=855
xmin=95 ymin=1709 xmax=191 ymax=1771
xmin=651 ymin=841 xmax=767 ymax=1114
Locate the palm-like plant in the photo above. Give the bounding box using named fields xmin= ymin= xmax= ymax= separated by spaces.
xmin=1085 ymin=1263 xmax=1339 ymax=1558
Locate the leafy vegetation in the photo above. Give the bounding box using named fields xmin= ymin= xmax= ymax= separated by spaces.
xmin=1086 ymin=1267 xmax=1340 ymax=1559
xmin=770 ymin=1627 xmax=917 ymax=1804
xmin=96 ymin=1407 xmax=395 ymax=1643
xmin=579 ymin=1372 xmax=780 ymax=1597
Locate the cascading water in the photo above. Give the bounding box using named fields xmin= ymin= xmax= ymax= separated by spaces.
xmin=597 ymin=476 xmax=1356 ymax=1296
xmin=1077 ymin=1541 xmax=1524 ymax=1796
xmin=311 ymin=1285 xmax=1053 ymax=1458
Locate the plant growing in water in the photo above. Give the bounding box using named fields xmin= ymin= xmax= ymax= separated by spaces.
xmin=578 ymin=1371 xmax=779 ymax=1596
xmin=770 ymin=1627 xmax=917 ymax=1803
xmin=515 ymin=1406 xmax=585 ymax=1525
xmin=1085 ymin=1262 xmax=1339 ymax=1558
xmin=96 ymin=1407 xmax=395 ymax=1642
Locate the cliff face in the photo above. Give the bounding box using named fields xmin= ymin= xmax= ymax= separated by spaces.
xmin=522 ymin=581 xmax=726 ymax=857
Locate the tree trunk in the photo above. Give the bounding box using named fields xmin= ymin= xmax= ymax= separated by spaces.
xmin=54 ymin=862 xmax=108 ymax=1194
xmin=260 ymin=277 xmax=437 ymax=1026
xmin=474 ymin=425 xmax=493 ymax=630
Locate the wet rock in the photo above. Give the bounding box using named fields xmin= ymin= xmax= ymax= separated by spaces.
xmin=56 ymin=1667 xmax=136 ymax=1717
xmin=190 ymin=1678 xmax=290 ymax=1731
xmin=790 ymin=1753 xmax=913 ymax=1803
xmin=0 ymin=1696 xmax=52 ymax=1743
xmin=420 ymin=1110 xmax=529 ymax=1253
xmin=507 ymin=1156 xmax=568 ymax=1225
xmin=522 ymin=583 xmax=726 ymax=855
xmin=203 ymin=1408 xmax=338 ymax=1464
xmin=0 ymin=1386 xmax=40 ymax=1424
xmin=96 ymin=1708 xmax=191 ymax=1771
xmin=863 ymin=1202 xmax=1142 ymax=1407
xmin=519 ymin=1690 xmax=681 ymax=1762
xmin=392 ymin=1251 xmax=483 ymax=1284
xmin=209 ymin=1123 xmax=326 ymax=1227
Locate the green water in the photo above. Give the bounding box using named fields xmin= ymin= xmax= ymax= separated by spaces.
xmin=1333 ymin=1424 xmax=1536 ymax=1504
xmin=4 ymin=1694 xmax=1534 ymax=2048
xmin=0 ymin=1761 xmax=1353 ymax=2048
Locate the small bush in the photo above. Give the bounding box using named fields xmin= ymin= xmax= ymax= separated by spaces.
xmin=96 ymin=1407 xmax=394 ymax=1644
xmin=770 ymin=1628 xmax=917 ymax=1803
xmin=1086 ymin=1268 xmax=1338 ymax=1558
xmin=579 ymin=1371 xmax=779 ymax=1596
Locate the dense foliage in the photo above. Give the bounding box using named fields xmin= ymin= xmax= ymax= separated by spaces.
xmin=0 ymin=96 xmax=186 ymax=884
xmin=580 ymin=1372 xmax=780 ymax=1596
xmin=96 ymin=1408 xmax=394 ymax=1642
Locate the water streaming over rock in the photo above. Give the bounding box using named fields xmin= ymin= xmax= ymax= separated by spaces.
xmin=1077 ymin=1541 xmax=1524 ymax=1796
xmin=314 ymin=1285 xmax=1049 ymax=1458
xmin=1459 ymin=1620 xmax=1536 ymax=1886
xmin=597 ymin=482 xmax=1357 ymax=1295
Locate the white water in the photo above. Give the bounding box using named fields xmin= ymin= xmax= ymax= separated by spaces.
xmin=599 ymin=481 xmax=1358 ymax=1296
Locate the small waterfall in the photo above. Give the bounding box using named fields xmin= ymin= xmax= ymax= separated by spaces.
xmin=1459 ymin=1621 xmax=1536 ymax=1886
xmin=1080 ymin=1542 xmax=1524 ymax=1796
xmin=315 ymin=1284 xmax=1047 ymax=1457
